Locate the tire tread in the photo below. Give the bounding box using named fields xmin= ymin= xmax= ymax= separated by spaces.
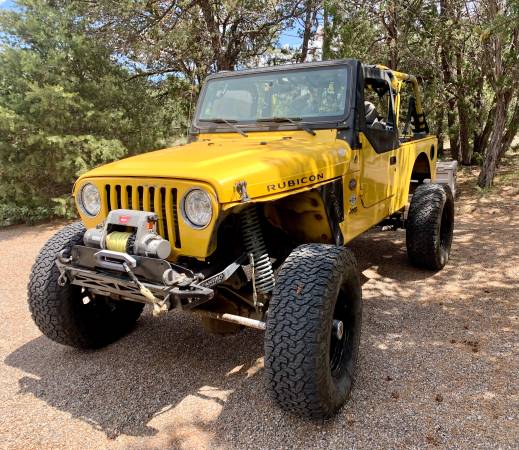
xmin=264 ymin=243 xmax=361 ymax=419
xmin=28 ymin=222 xmax=143 ymax=349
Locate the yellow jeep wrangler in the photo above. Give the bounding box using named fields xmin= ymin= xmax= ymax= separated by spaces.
xmin=28 ymin=59 xmax=454 ymax=419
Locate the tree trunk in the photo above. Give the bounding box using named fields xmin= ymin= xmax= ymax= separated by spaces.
xmin=439 ymin=0 xmax=460 ymax=161
xmin=473 ymin=105 xmax=495 ymax=157
xmin=497 ymin=99 xmax=519 ymax=166
xmin=299 ymin=1 xmax=317 ymax=63
xmin=477 ymin=0 xmax=516 ymax=187
xmin=382 ymin=1 xmax=399 ymax=68
xmin=197 ymin=1 xmax=229 ymax=71
xmin=455 ymin=52 xmax=472 ymax=165
xmin=446 ymin=99 xmax=460 ymax=160
xmin=477 ymin=92 xmax=509 ymax=187
xmin=457 ymin=99 xmax=472 ymax=164
xmin=471 ymin=72 xmax=486 ymax=156
xmin=322 ymin=8 xmax=331 ymax=60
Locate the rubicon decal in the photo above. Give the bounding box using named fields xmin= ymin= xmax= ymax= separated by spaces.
xmin=267 ymin=173 xmax=325 ymax=192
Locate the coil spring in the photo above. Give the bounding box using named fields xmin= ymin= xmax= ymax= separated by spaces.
xmin=241 ymin=206 xmax=275 ymax=294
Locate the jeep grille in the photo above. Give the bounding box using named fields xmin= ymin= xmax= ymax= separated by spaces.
xmin=104 ymin=184 xmax=181 ymax=248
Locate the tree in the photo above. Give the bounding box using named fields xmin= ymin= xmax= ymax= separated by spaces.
xmin=477 ymin=0 xmax=519 ymax=187
xmin=78 ymin=0 xmax=307 ymax=82
xmin=323 ymin=0 xmax=518 ymax=186
xmin=297 ymin=0 xmax=322 ymax=62
xmin=0 ymin=0 xmax=186 ymax=224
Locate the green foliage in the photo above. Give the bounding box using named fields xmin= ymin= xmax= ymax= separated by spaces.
xmin=0 ymin=203 xmax=49 ymax=226
xmin=0 ymin=0 xmax=188 ymax=225
xmin=76 ymin=0 xmax=303 ymax=80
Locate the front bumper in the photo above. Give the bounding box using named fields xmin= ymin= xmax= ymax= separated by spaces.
xmin=57 ymin=245 xmax=216 ymax=311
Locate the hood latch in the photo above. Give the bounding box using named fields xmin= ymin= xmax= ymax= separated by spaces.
xmin=235 ymin=180 xmax=251 ymax=202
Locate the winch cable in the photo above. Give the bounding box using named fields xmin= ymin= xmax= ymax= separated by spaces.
xmin=105 ymin=231 xmax=133 ymax=253
xmin=122 ymin=261 xmax=168 ymax=316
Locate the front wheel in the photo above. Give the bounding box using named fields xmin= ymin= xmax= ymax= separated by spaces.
xmin=264 ymin=244 xmax=362 ymax=419
xmin=28 ymin=222 xmax=144 ymax=349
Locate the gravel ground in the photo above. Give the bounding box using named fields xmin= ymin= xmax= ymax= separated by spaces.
xmin=1 ymin=161 xmax=518 ymax=450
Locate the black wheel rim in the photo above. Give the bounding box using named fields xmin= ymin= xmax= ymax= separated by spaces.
xmin=329 ymin=287 xmax=355 ymax=378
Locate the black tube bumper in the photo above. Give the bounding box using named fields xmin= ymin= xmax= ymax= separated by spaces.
xmin=57 ymin=245 xmax=214 ymax=309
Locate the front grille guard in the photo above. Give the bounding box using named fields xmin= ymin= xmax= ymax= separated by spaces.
xmin=56 ymin=245 xmax=245 ymax=314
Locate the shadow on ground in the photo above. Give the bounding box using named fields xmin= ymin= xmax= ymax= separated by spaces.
xmin=5 ymin=313 xmax=265 ymax=440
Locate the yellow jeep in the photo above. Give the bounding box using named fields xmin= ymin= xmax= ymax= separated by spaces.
xmin=28 ymin=59 xmax=455 ymax=419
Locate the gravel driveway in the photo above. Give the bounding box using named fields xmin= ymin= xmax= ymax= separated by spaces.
xmin=1 ymin=168 xmax=518 ymax=449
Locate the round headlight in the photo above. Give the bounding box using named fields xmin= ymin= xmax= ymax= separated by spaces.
xmin=79 ymin=183 xmax=101 ymax=217
xmin=182 ymin=189 xmax=213 ymax=228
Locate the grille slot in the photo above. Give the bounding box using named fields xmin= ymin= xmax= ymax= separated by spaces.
xmin=160 ymin=188 xmax=169 ymax=242
xmin=105 ymin=184 xmax=181 ymax=248
xmin=171 ymin=189 xmax=181 ymax=249
xmin=149 ymin=187 xmax=155 ymax=212
xmin=105 ymin=185 xmax=111 ymax=211
xmin=137 ymin=186 xmax=144 ymax=210
xmin=115 ymin=185 xmax=122 ymax=208
xmin=126 ymin=186 xmax=133 ymax=209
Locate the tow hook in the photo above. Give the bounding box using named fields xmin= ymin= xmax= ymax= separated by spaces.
xmin=56 ymin=251 xmax=72 ymax=286
xmin=57 ymin=273 xmax=68 ymax=287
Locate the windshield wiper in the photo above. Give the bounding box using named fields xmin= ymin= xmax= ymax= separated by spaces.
xmin=198 ymin=118 xmax=248 ymax=137
xmin=256 ymin=117 xmax=316 ymax=136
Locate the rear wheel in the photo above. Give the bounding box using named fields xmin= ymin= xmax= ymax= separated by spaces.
xmin=264 ymin=244 xmax=362 ymax=419
xmin=28 ymin=222 xmax=144 ymax=349
xmin=406 ymin=183 xmax=454 ymax=270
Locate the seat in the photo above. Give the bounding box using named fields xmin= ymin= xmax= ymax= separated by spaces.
xmin=365 ymin=101 xmax=386 ymax=130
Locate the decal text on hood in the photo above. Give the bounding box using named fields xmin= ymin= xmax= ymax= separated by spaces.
xmin=267 ymin=173 xmax=324 ymax=192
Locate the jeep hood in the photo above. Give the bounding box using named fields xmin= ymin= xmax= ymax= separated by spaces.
xmin=78 ymin=131 xmax=351 ymax=203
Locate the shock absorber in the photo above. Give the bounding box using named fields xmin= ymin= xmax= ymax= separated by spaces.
xmin=241 ymin=206 xmax=275 ymax=294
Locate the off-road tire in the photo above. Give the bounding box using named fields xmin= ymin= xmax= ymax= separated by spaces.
xmin=264 ymin=244 xmax=362 ymax=419
xmin=28 ymin=222 xmax=144 ymax=349
xmin=406 ymin=183 xmax=454 ymax=270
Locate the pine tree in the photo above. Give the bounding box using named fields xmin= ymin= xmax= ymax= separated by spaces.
xmin=0 ymin=0 xmax=186 ymax=224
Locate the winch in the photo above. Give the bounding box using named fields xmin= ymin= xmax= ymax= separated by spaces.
xmin=83 ymin=209 xmax=171 ymax=259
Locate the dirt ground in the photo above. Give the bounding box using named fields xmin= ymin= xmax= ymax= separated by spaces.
xmin=1 ymin=155 xmax=518 ymax=450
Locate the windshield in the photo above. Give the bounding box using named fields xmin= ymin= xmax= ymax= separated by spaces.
xmin=196 ymin=66 xmax=349 ymax=125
